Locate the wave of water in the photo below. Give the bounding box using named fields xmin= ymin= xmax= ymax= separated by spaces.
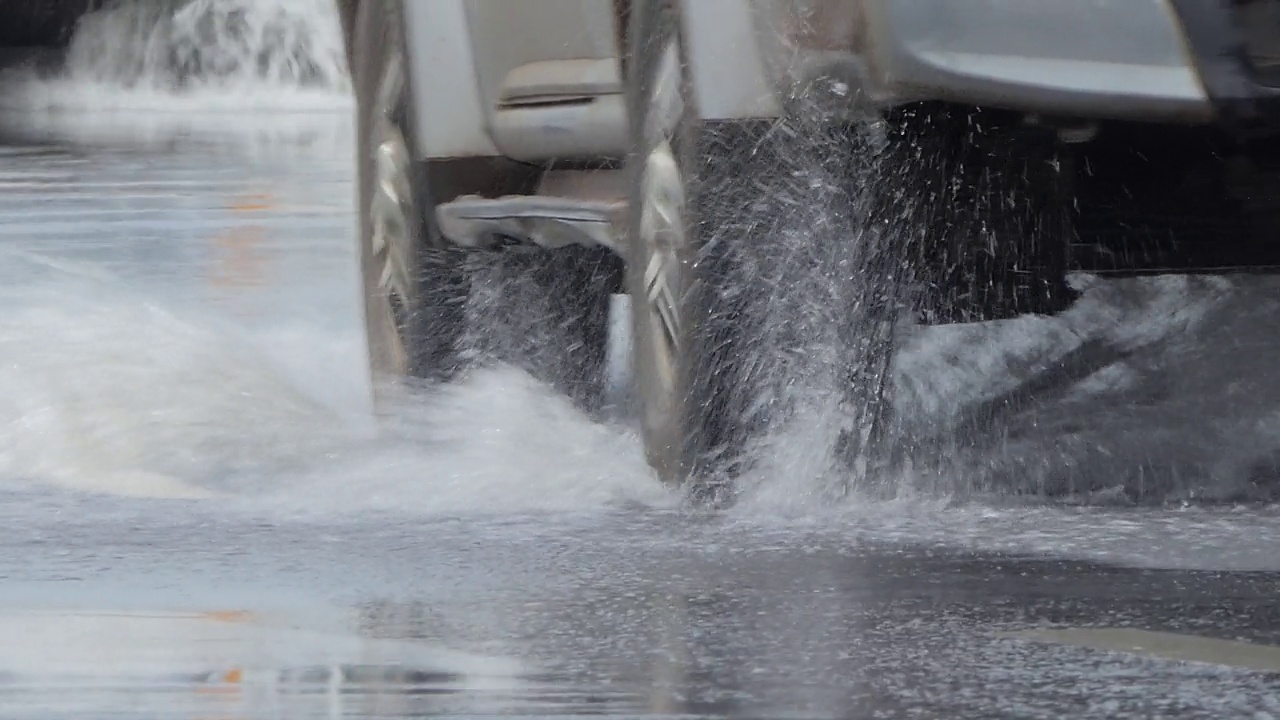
xmin=0 ymin=132 xmax=668 ymax=521
xmin=664 ymin=113 xmax=1274 ymax=510
xmin=0 ymin=274 xmax=671 ymax=517
xmin=3 ymin=258 xmax=1260 ymax=521
xmin=2 ymin=0 xmax=350 ymax=112
xmin=0 ymin=0 xmax=673 ymax=520
xmin=732 ymin=272 xmax=1271 ymax=511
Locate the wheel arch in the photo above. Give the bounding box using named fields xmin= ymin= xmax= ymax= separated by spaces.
xmin=349 ymin=0 xmax=500 ymax=160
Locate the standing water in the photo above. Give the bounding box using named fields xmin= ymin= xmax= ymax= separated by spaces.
xmin=0 ymin=1 xmax=1278 ymax=718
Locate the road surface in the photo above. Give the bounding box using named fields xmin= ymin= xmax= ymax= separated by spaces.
xmin=0 ymin=1 xmax=1278 ymax=717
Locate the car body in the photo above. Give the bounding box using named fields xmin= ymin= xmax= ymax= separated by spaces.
xmin=333 ymin=0 xmax=1280 ymax=167
xmin=335 ymin=0 xmax=1280 ymax=273
xmin=342 ymin=1 xmax=1280 ymax=494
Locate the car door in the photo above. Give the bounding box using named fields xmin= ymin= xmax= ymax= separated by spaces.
xmin=463 ymin=0 xmax=631 ymax=161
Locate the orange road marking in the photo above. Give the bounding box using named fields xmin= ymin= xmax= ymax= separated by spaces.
xmin=200 ymin=610 xmax=256 ymax=623
xmin=228 ymin=192 xmax=275 ymax=212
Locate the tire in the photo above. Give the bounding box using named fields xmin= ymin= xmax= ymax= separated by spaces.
xmin=628 ymin=0 xmax=742 ymax=495
xmin=627 ymin=7 xmax=1074 ymax=498
xmin=355 ymin=1 xmax=617 ymax=408
xmin=629 ymin=0 xmax=913 ymax=497
xmin=629 ymin=0 xmax=828 ymax=496
xmin=354 ymin=0 xmax=468 ymax=390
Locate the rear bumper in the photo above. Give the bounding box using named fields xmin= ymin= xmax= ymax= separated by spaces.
xmin=759 ymin=0 xmax=1280 ymax=131
xmin=864 ymin=0 xmax=1215 ymax=123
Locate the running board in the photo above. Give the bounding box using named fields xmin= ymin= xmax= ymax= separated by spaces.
xmin=435 ymin=195 xmax=626 ymax=254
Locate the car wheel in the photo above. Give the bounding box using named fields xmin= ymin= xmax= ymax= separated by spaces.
xmin=626 ymin=0 xmax=777 ymax=496
xmin=355 ymin=2 xmax=619 ymax=409
xmin=354 ymin=0 xmax=469 ymax=391
xmin=629 ymin=0 xmax=914 ymax=497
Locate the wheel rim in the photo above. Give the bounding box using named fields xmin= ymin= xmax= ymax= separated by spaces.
xmin=368 ymin=47 xmax=415 ymax=377
xmin=636 ymin=35 xmax=688 ymax=446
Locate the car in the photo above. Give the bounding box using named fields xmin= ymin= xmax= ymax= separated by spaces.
xmin=337 ymin=0 xmax=1280 ymax=497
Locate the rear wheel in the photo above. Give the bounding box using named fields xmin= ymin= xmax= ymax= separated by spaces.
xmin=355 ymin=0 xmax=467 ymax=389
xmin=355 ymin=1 xmax=617 ymax=407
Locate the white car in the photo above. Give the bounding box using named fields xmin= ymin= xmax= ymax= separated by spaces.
xmin=336 ymin=0 xmax=1280 ymax=494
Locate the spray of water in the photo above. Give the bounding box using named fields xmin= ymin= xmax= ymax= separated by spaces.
xmin=66 ymin=0 xmax=348 ymax=91
xmin=694 ymin=111 xmax=897 ymax=505
xmin=0 ymin=272 xmax=670 ymax=516
xmin=1 ymin=0 xmax=1274 ymax=516
xmin=623 ymin=80 xmax=1272 ymax=511
xmin=3 ymin=0 xmax=350 ymax=112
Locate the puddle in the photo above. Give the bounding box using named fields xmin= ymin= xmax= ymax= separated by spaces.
xmin=1010 ymin=626 xmax=1280 ymax=674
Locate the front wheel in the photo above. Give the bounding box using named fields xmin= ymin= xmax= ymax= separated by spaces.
xmin=627 ymin=0 xmax=898 ymax=496
xmin=626 ymin=0 xmax=769 ymax=495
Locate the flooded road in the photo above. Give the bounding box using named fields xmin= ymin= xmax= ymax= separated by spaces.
xmin=1 ymin=0 xmax=1280 ymax=717
xmin=4 ymin=510 xmax=1280 ymax=719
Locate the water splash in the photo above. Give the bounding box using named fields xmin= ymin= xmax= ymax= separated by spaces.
xmin=66 ymin=0 xmax=348 ymax=91
xmin=2 ymin=0 xmax=349 ymax=112
xmin=0 ymin=271 xmax=672 ymax=514
xmin=659 ymin=90 xmax=1278 ymax=510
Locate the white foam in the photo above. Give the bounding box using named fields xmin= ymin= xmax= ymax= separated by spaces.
xmin=0 ymin=282 xmax=347 ymax=499
xmin=256 ymin=366 xmax=676 ymax=519
xmin=0 ymin=0 xmax=353 ymax=164
xmin=1 ymin=0 xmax=351 ymax=114
xmin=0 ymin=260 xmax=669 ymax=514
xmin=66 ymin=0 xmax=348 ymax=97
